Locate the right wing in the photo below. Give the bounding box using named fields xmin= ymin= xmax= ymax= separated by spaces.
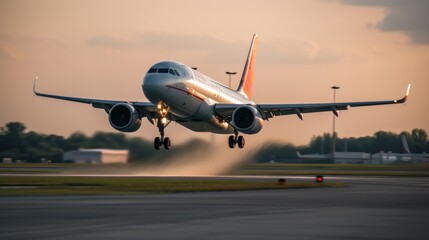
xmin=215 ymin=84 xmax=410 ymax=121
xmin=33 ymin=78 xmax=159 ymax=122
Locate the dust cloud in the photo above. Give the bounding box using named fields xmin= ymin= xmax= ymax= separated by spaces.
xmin=131 ymin=142 xmax=256 ymax=176
xmin=73 ymin=139 xmax=259 ymax=177
xmin=134 ymin=145 xmax=254 ymax=176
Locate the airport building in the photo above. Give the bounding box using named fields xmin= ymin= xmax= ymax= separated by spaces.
xmin=371 ymin=151 xmax=428 ymax=164
xmin=63 ymin=149 xmax=129 ymax=164
xmin=297 ymin=151 xmax=371 ymax=164
xmin=333 ymin=152 xmax=371 ymax=164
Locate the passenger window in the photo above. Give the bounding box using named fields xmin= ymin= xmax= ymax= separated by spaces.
xmin=169 ymin=69 xmax=176 ymax=75
xmin=158 ymin=68 xmax=169 ymax=73
xmin=174 ymin=69 xmax=180 ymax=76
xmin=148 ymin=68 xmax=157 ymax=73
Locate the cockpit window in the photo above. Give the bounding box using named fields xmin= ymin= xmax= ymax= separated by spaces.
xmin=148 ymin=68 xmax=157 ymax=73
xmin=158 ymin=68 xmax=169 ymax=73
xmin=148 ymin=66 xmax=181 ymax=76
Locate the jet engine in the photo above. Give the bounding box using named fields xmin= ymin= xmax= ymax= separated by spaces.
xmin=231 ymin=105 xmax=263 ymax=134
xmin=108 ymin=103 xmax=142 ymax=132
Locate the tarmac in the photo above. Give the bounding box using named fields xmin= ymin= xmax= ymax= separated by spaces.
xmin=1 ymin=176 xmax=429 ymax=240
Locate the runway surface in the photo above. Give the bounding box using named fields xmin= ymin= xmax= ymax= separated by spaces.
xmin=1 ymin=176 xmax=429 ymax=240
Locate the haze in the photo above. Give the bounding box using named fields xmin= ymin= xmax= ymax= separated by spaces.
xmin=1 ymin=0 xmax=428 ymax=145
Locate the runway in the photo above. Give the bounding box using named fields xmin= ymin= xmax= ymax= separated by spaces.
xmin=1 ymin=176 xmax=429 ymax=240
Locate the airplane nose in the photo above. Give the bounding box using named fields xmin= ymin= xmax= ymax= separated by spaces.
xmin=142 ymin=74 xmax=167 ymax=103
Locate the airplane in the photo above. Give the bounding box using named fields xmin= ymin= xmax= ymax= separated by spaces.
xmin=33 ymin=34 xmax=411 ymax=150
xmin=389 ymin=135 xmax=429 ymax=163
xmin=373 ymin=135 xmax=428 ymax=164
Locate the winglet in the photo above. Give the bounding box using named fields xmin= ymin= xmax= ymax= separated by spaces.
xmin=395 ymin=84 xmax=411 ymax=103
xmin=237 ymin=34 xmax=259 ymax=99
xmin=33 ymin=76 xmax=39 ymax=95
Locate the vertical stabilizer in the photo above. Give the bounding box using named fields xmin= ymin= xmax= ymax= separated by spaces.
xmin=401 ymin=135 xmax=411 ymax=154
xmin=237 ymin=34 xmax=259 ymax=99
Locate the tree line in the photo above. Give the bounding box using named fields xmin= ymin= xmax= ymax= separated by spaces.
xmin=252 ymin=129 xmax=429 ymax=162
xmin=0 ymin=122 xmax=428 ymax=163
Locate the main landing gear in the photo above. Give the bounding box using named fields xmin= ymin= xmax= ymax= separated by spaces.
xmin=154 ymin=117 xmax=171 ymax=150
xmin=228 ymin=130 xmax=245 ymax=149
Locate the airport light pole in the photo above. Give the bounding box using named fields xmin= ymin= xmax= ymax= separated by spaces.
xmin=331 ymin=86 xmax=340 ymax=163
xmin=226 ymin=71 xmax=237 ymax=88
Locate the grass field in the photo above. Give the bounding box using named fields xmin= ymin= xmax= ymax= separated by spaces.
xmin=2 ymin=163 xmax=429 ymax=176
xmin=0 ymin=176 xmax=342 ymax=196
xmin=235 ymin=163 xmax=429 ymax=177
xmin=2 ymin=163 xmax=428 ymax=196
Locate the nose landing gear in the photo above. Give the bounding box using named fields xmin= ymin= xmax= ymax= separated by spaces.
xmin=154 ymin=102 xmax=171 ymax=150
xmin=154 ymin=117 xmax=171 ymax=150
xmin=154 ymin=136 xmax=171 ymax=150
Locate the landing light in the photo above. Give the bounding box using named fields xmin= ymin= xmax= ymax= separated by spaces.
xmin=161 ymin=117 xmax=167 ymax=124
xmin=157 ymin=103 xmax=162 ymax=109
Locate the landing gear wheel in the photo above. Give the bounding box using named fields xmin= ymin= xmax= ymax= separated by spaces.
xmin=163 ymin=137 xmax=171 ymax=150
xmin=154 ymin=137 xmax=162 ymax=150
xmin=237 ymin=136 xmax=245 ymax=148
xmin=228 ymin=135 xmax=236 ymax=148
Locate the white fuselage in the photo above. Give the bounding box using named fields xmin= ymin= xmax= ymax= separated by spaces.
xmin=142 ymin=61 xmax=253 ymax=134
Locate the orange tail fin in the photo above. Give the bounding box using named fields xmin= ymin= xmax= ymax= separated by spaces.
xmin=237 ymin=34 xmax=259 ymax=99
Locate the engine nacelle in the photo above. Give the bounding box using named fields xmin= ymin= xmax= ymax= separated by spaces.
xmin=108 ymin=103 xmax=142 ymax=132
xmin=232 ymin=105 xmax=263 ymax=134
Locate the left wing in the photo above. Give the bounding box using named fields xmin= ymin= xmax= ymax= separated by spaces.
xmin=33 ymin=78 xmax=159 ymax=121
xmin=215 ymin=84 xmax=410 ymax=121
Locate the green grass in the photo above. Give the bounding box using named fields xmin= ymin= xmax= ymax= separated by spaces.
xmin=234 ymin=163 xmax=429 ymax=177
xmin=242 ymin=163 xmax=429 ymax=171
xmin=0 ymin=176 xmax=343 ymax=196
xmin=2 ymin=162 xmax=429 ymax=177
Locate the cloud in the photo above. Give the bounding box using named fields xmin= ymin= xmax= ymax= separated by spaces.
xmin=136 ymin=31 xmax=247 ymax=63
xmin=0 ymin=31 xmax=65 ymax=45
xmin=137 ymin=31 xmax=361 ymax=65
xmin=259 ymin=38 xmax=364 ymax=65
xmin=340 ymin=0 xmax=429 ymax=44
xmin=86 ymin=34 xmax=133 ymax=48
xmin=138 ymin=31 xmax=230 ymax=50
xmin=0 ymin=41 xmax=21 ymax=60
xmin=0 ymin=31 xmax=64 ymax=60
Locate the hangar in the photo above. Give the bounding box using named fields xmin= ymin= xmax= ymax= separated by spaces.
xmin=63 ymin=149 xmax=129 ymax=164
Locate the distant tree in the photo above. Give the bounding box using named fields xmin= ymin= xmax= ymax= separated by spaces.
xmin=2 ymin=122 xmax=27 ymax=152
xmin=410 ymin=128 xmax=427 ymax=152
xmin=0 ymin=127 xmax=5 ymax=152
xmin=344 ymin=136 xmax=374 ymax=152
xmin=412 ymin=128 xmax=427 ymax=142
xmin=127 ymin=137 xmax=153 ymax=162
xmin=5 ymin=122 xmax=26 ymax=135
xmin=25 ymin=131 xmax=44 ymax=148
xmin=308 ymin=133 xmax=333 ymax=154
xmin=373 ymin=131 xmax=400 ymax=153
xmin=89 ymin=132 xmax=127 ymax=149
xmin=1 ymin=121 xmax=428 ymax=163
xmin=64 ymin=132 xmax=88 ymax=150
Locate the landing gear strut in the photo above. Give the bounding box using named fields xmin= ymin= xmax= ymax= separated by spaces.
xmin=228 ymin=130 xmax=245 ymax=149
xmin=154 ymin=117 xmax=171 ymax=150
xmin=154 ymin=102 xmax=171 ymax=150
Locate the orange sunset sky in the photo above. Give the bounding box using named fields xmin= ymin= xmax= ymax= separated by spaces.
xmin=1 ymin=0 xmax=428 ymax=145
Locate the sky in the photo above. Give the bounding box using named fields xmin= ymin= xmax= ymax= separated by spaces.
xmin=0 ymin=0 xmax=428 ymax=146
